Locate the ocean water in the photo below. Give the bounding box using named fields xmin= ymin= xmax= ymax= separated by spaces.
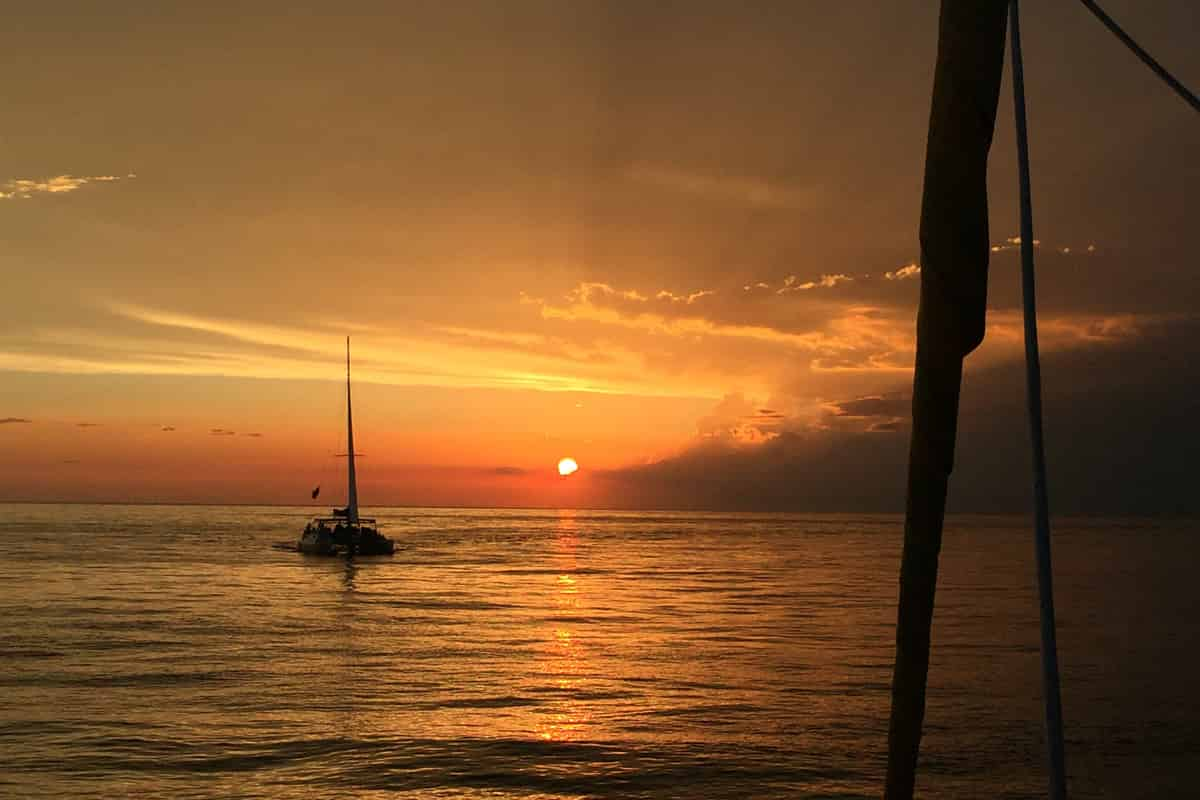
xmin=0 ymin=505 xmax=1196 ymax=799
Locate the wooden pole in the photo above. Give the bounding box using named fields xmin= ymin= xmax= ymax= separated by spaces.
xmin=885 ymin=3 xmax=1009 ymax=797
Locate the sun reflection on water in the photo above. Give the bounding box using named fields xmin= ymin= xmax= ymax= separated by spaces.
xmin=533 ymin=510 xmax=593 ymax=742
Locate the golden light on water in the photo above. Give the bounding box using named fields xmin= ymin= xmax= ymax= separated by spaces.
xmin=557 ymin=457 xmax=579 ymax=476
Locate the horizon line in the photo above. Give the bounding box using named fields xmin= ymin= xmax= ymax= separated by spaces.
xmin=0 ymin=498 xmax=1192 ymax=520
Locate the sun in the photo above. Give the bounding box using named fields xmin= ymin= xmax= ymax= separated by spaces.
xmin=557 ymin=457 xmax=579 ymax=476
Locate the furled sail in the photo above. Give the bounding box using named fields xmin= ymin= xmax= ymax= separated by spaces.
xmin=345 ymin=337 xmax=359 ymax=525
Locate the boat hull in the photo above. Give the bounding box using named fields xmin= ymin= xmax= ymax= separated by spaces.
xmin=298 ymin=520 xmax=394 ymax=557
xmin=298 ymin=529 xmax=338 ymax=555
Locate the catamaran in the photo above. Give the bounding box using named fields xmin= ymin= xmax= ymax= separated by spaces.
xmin=297 ymin=338 xmax=395 ymax=557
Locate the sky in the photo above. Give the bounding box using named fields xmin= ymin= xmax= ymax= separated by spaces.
xmin=1 ymin=1 xmax=1197 ymax=511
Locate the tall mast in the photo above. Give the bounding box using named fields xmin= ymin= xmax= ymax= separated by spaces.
xmin=345 ymin=336 xmax=359 ymax=524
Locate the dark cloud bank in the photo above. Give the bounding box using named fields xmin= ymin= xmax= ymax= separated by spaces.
xmin=604 ymin=318 xmax=1200 ymax=515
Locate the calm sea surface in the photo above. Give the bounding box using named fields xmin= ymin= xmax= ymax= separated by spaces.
xmin=0 ymin=505 xmax=1196 ymax=798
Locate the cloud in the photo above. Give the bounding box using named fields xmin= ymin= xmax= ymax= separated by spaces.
xmin=987 ymin=235 xmax=1097 ymax=256
xmin=0 ymin=236 xmax=1148 ymax=426
xmin=1 ymin=417 xmax=32 ymax=424
xmin=990 ymin=235 xmax=1040 ymax=253
xmin=434 ymin=325 xmax=618 ymax=366
xmin=984 ymin=310 xmax=1153 ymax=349
xmin=242 ymin=432 xmax=263 ymax=437
xmin=601 ymin=429 xmax=908 ymax=511
xmin=82 ymin=300 xmax=662 ymax=396
xmin=825 ymin=393 xmax=908 ymax=419
xmin=776 ymin=273 xmax=853 ymax=294
xmin=598 ymin=316 xmax=1200 ymax=513
xmin=564 ymin=283 xmax=720 ymax=317
xmin=736 ymin=234 xmax=1098 ymax=297
xmin=61 ymin=459 xmax=82 ymax=465
xmin=541 ymin=290 xmax=820 ymax=348
xmin=884 ymin=263 xmax=920 ymax=281
xmin=626 ymin=162 xmax=818 ymax=211
xmin=210 ymin=428 xmax=236 ymax=436
xmin=696 ymin=393 xmax=790 ymax=444
xmin=76 ymin=422 xmax=101 ymax=428
xmin=538 ymin=282 xmax=908 ymax=367
xmin=817 ymin=392 xmax=909 ymax=434
xmin=655 ymin=289 xmax=716 ymax=304
xmin=567 ymin=282 xmax=713 ymax=308
xmin=488 ymin=466 xmax=530 ymax=476
xmin=530 ymin=278 xmax=1150 ymax=391
xmin=160 ymin=426 xmax=176 ymax=432
xmin=0 ymin=173 xmax=134 ymax=200
xmin=568 ymin=283 xmax=648 ymax=304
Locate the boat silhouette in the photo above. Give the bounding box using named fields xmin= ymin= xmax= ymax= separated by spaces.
xmin=297 ymin=338 xmax=395 ymax=557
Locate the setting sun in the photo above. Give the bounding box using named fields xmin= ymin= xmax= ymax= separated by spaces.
xmin=557 ymin=457 xmax=579 ymax=476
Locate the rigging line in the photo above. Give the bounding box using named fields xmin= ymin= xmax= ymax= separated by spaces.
xmin=1010 ymin=2 xmax=1068 ymax=798
xmin=1078 ymin=0 xmax=1200 ymax=114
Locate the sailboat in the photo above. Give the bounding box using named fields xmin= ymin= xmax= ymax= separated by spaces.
xmin=297 ymin=338 xmax=395 ymax=557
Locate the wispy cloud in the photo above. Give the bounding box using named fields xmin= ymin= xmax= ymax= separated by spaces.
xmin=742 ymin=273 xmax=859 ymax=294
xmin=627 ymin=163 xmax=818 ymax=211
xmin=776 ymin=273 xmax=853 ymax=294
xmin=884 ymin=263 xmax=920 ymax=281
xmin=88 ymin=300 xmax=651 ymax=395
xmin=743 ymin=234 xmax=1096 ymax=290
xmin=210 ymin=428 xmax=236 ymax=436
xmin=0 ymin=173 xmax=135 ymax=200
xmin=987 ymin=235 xmax=1095 ymax=254
xmin=821 ymin=392 xmax=909 ymax=433
xmin=1 ymin=417 xmax=32 ymax=425
xmin=536 ymin=282 xmax=918 ymax=374
xmin=539 ymin=284 xmax=831 ymax=349
xmin=567 ymin=282 xmax=718 ymax=308
xmin=986 ymin=311 xmax=1149 ymax=347
xmin=242 ymin=432 xmax=263 ymax=438
xmin=76 ymin=422 xmax=101 ymax=428
xmin=489 ymin=466 xmax=530 ymax=476
xmin=825 ymin=393 xmax=908 ymax=418
xmin=697 ymin=393 xmax=788 ymax=444
xmin=990 ymin=235 xmax=1040 ymax=253
xmin=566 ymin=283 xmax=648 ymax=305
xmin=656 ymin=289 xmax=716 ymax=304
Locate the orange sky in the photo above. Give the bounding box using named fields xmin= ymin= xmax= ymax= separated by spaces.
xmin=1 ymin=3 xmax=1197 ymax=510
